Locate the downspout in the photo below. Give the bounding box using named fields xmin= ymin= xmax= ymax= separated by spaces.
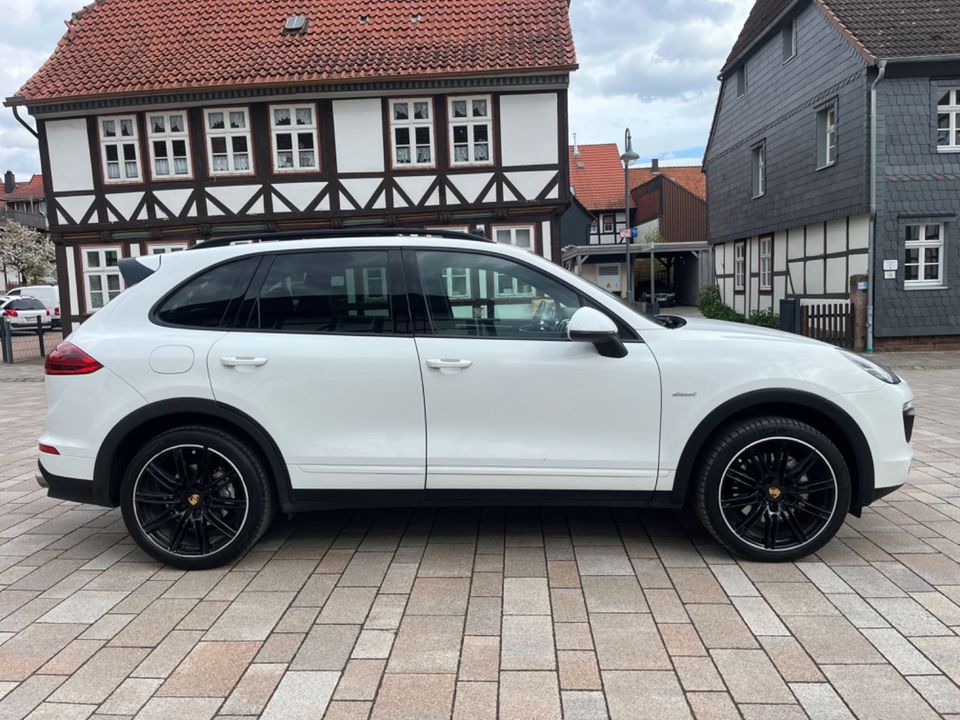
xmin=10 ymin=105 xmax=38 ymax=140
xmin=867 ymin=59 xmax=887 ymax=353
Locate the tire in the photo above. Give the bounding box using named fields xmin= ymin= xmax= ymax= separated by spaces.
xmin=694 ymin=416 xmax=851 ymax=562
xmin=120 ymin=425 xmax=275 ymax=570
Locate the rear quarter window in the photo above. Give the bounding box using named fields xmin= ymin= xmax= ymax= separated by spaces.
xmin=8 ymin=299 xmax=45 ymax=310
xmin=154 ymin=257 xmax=258 ymax=328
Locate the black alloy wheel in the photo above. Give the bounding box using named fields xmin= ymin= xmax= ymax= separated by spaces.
xmin=695 ymin=417 xmax=851 ymax=562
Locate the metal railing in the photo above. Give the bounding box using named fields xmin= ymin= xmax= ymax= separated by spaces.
xmin=0 ymin=317 xmax=61 ymax=363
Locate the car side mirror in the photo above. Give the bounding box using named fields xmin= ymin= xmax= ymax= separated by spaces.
xmin=568 ymin=307 xmax=628 ymax=358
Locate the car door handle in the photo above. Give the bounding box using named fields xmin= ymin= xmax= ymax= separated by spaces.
xmin=426 ymin=358 xmax=473 ymax=370
xmin=221 ymin=356 xmax=268 ymax=368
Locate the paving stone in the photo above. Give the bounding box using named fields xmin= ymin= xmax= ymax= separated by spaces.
xmin=110 ymin=598 xmax=198 ymax=647
xmin=659 ymin=623 xmax=708 ymax=657
xmin=757 ymin=580 xmax=840 ymax=616
xmin=738 ymin=703 xmax=808 ymax=720
xmin=157 ymin=641 xmax=259 ymax=697
xmin=632 ymin=558 xmax=673 ymax=589
xmin=908 ymin=675 xmax=960 ymax=715
xmin=37 ymin=638 xmax=105 ymax=675
xmin=504 ymin=546 xmax=547 ymax=578
xmin=464 ymin=596 xmax=501 ymax=636
xmin=502 ymin=577 xmax=551 ymax=616
xmin=547 ymin=560 xmax=581 ymax=588
xmin=828 ymin=592 xmax=891 ymax=628
xmin=406 ymin=577 xmax=469 ymax=615
xmin=316 ymin=588 xmax=377 ymax=625
xmin=370 ymin=673 xmax=456 ymax=720
xmin=551 ymin=588 xmax=588 ymax=622
xmin=561 ymin=690 xmax=609 ymax=720
xmin=470 ymin=572 xmax=503 ymax=597
xmin=912 ymin=636 xmax=960 ymax=684
xmin=323 ymin=700 xmax=373 ymax=720
xmin=784 ymin=615 xmax=884 ymax=664
xmin=687 ymin=604 xmax=757 ymax=649
xmin=558 ymin=650 xmax=602 ymax=690
xmin=23 ymin=701 xmax=98 ymax=719
xmin=0 ymin=622 xmax=86 ymax=680
xmin=351 ymin=629 xmax=394 ymax=659
xmin=501 ymin=615 xmax=555 ymax=670
xmin=334 ymin=659 xmax=386 ymax=701
xmin=861 ymin=628 xmax=940 ymax=674
xmin=220 ymin=662 xmax=286 ymax=715
xmin=499 ymin=671 xmax=562 ymax=720
xmin=555 ymin=622 xmax=594 ymax=651
xmin=291 ymin=624 xmax=359 ymax=671
xmin=730 ymin=596 xmax=790 ymax=636
xmin=364 ymin=594 xmax=407 ymax=631
xmin=176 ymin=600 xmax=230 ymax=631
xmin=453 ymin=681 xmax=497 ymax=720
xmin=602 ymin=670 xmax=692 ymax=720
xmin=39 ymin=591 xmax=127 ymax=624
xmin=823 ymin=663 xmax=941 ymax=720
xmin=205 ymin=592 xmax=295 ymax=641
xmin=99 ymin=678 xmax=164 ymax=716
xmin=292 ymin=575 xmax=337 ymax=608
xmin=685 ymin=691 xmax=741 ymax=720
xmin=759 ymin=635 xmax=824 ymax=682
xmin=712 ymin=649 xmax=793 ymax=704
xmin=575 ymin=546 xmax=633 ymax=576
xmin=260 ymin=670 xmax=340 ymax=720
xmin=131 ymin=630 xmax=203 ymax=679
xmin=790 ymin=682 xmax=855 ymax=720
xmin=580 ymin=576 xmax=646 ymax=613
xmin=418 ymin=544 xmax=475 ymax=578
xmin=867 ymin=596 xmax=952 ymax=636
xmin=0 ymin=675 xmax=66 ymax=720
xmin=459 ymin=635 xmax=499 ymax=681
xmin=335 ymin=553 xmax=393 ymax=588
xmin=49 ymin=646 xmax=149 ymax=704
xmin=379 ymin=563 xmax=418 ymax=594
xmin=590 ymin=613 xmax=670 ymax=670
xmin=674 ymin=656 xmax=724 ymax=691
xmin=669 ymin=568 xmax=729 ymax=604
xmin=387 ymin=615 xmax=463 ymax=673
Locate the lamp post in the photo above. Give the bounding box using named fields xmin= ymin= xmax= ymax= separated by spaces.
xmin=621 ymin=129 xmax=640 ymax=303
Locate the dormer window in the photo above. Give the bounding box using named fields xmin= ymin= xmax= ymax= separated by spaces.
xmin=937 ymin=89 xmax=960 ymax=151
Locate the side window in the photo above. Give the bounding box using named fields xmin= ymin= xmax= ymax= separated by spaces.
xmin=155 ymin=257 xmax=258 ymax=328
xmin=248 ymin=251 xmax=397 ymax=334
xmin=415 ymin=250 xmax=583 ymax=339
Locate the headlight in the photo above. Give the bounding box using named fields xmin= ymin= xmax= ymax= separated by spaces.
xmin=839 ymin=349 xmax=901 ymax=384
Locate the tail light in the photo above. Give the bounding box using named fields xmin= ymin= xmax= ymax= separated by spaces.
xmin=3 ymin=309 xmax=17 ymax=317
xmin=45 ymin=342 xmax=103 ymax=375
xmin=45 ymin=309 xmax=50 ymax=316
xmin=55 ymin=308 xmax=61 ymax=316
xmin=38 ymin=443 xmax=60 ymax=455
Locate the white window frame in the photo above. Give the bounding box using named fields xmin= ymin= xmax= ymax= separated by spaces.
xmin=443 ymin=267 xmax=472 ymax=299
xmin=81 ymin=246 xmax=124 ymax=312
xmin=146 ymin=111 xmax=192 ymax=180
xmin=734 ymin=241 xmax=746 ymax=291
xmin=904 ymin=223 xmax=945 ymax=289
xmin=99 ymin=115 xmax=142 ymax=184
xmin=783 ymin=18 xmax=797 ymax=62
xmin=448 ymin=95 xmax=494 ymax=167
xmin=362 ymin=267 xmax=388 ymax=300
xmin=493 ymin=226 xmax=537 ymax=297
xmin=390 ymin=98 xmax=435 ymax=169
xmin=937 ymin=89 xmax=960 ymax=152
xmin=736 ymin=66 xmax=747 ymax=97
xmin=269 ymin=104 xmax=319 ymax=173
xmin=204 ymin=107 xmax=254 ymax=176
xmin=602 ymin=215 xmax=615 ymax=233
xmin=759 ymin=236 xmax=773 ymax=290
xmin=147 ymin=242 xmax=188 ymax=255
xmin=752 ymin=143 xmax=766 ymax=198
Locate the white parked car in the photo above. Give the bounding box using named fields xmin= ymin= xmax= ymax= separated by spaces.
xmin=37 ymin=230 xmax=914 ymax=569
xmin=6 ymin=285 xmax=61 ymax=326
xmin=2 ymin=296 xmax=53 ymax=329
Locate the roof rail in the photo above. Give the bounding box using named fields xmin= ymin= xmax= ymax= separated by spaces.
xmin=190 ymin=227 xmax=492 ymax=250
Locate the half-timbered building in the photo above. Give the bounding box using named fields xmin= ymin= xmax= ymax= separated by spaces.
xmin=6 ymin=0 xmax=577 ymax=330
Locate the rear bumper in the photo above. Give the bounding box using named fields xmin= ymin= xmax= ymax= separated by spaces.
xmin=37 ymin=460 xmax=107 ymax=506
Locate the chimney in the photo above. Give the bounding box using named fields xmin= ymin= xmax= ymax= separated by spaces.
xmin=650 ymin=158 xmax=660 ymax=173
xmin=572 ymin=132 xmax=580 ymax=158
xmin=3 ymin=171 xmax=14 ymax=195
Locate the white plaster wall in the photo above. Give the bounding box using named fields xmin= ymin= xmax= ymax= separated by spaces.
xmin=849 ymin=213 xmax=870 ymax=249
xmin=499 ymin=93 xmax=558 ymax=166
xmin=333 ymin=99 xmax=385 ymax=173
xmin=826 ymin=256 xmax=847 ymax=294
xmin=806 ymin=222 xmax=825 ymax=257
xmin=46 ymin=118 xmax=94 ymax=192
xmin=806 ymin=258 xmax=825 ymax=294
xmin=826 ymin=218 xmax=846 ymax=253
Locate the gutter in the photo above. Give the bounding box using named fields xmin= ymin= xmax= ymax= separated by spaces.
xmin=9 ymin=104 xmax=38 ymax=139
xmin=868 ymin=59 xmax=887 ymax=353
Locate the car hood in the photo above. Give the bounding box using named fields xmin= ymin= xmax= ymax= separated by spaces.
xmin=661 ymin=316 xmax=823 ymax=344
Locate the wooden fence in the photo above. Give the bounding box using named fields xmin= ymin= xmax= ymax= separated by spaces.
xmin=800 ymin=303 xmax=853 ymax=348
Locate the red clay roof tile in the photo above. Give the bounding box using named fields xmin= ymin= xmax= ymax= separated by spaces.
xmin=16 ymin=0 xmax=578 ymax=102
xmin=2 ymin=175 xmax=46 ymax=203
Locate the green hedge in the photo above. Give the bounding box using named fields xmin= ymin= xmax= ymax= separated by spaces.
xmin=698 ymin=286 xmax=780 ymax=328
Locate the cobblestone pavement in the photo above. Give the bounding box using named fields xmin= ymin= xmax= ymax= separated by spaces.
xmin=1 ymin=357 xmax=959 ymax=720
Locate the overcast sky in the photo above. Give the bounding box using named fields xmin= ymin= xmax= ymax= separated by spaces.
xmin=0 ymin=0 xmax=753 ymax=180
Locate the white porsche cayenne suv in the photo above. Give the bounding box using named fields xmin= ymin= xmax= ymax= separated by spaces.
xmin=37 ymin=230 xmax=914 ymax=569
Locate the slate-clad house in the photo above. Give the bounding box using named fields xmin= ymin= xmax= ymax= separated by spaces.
xmin=706 ymin=0 xmax=960 ymax=347
xmin=5 ymin=0 xmax=577 ymax=330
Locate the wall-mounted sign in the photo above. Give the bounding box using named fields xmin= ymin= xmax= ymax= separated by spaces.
xmin=884 ymin=270 xmax=896 ymax=280
xmin=883 ymin=259 xmax=898 ymax=271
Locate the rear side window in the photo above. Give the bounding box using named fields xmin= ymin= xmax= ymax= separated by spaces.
xmin=8 ymin=299 xmax=45 ymax=310
xmin=246 ymin=250 xmax=397 ymax=334
xmin=155 ymin=257 xmax=258 ymax=328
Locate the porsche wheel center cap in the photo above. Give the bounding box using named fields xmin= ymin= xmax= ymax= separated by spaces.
xmin=767 ymin=487 xmax=783 ymax=501
xmin=187 ymin=493 xmax=201 ymax=506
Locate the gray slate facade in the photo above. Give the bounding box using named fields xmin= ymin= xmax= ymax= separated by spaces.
xmin=707 ymin=0 xmax=960 ymax=342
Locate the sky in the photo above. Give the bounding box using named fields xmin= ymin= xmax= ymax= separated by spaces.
xmin=0 ymin=0 xmax=755 ymax=180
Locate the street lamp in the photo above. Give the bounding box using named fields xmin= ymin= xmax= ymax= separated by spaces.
xmin=621 ymin=129 xmax=640 ymax=303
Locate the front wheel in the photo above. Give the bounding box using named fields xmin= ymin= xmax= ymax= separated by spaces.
xmin=694 ymin=417 xmax=851 ymax=562
xmin=120 ymin=426 xmax=274 ymax=569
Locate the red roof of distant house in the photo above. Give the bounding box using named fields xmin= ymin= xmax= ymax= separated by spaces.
xmin=2 ymin=175 xmax=45 ymax=203
xmin=14 ymin=0 xmax=578 ymax=103
xmin=568 ymin=143 xmax=705 ymax=211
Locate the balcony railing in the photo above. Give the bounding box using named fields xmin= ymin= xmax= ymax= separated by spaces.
xmin=0 ymin=209 xmax=48 ymax=231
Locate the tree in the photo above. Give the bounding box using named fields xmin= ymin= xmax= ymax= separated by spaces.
xmin=0 ymin=220 xmax=55 ymax=285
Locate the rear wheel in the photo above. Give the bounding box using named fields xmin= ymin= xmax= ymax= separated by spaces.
xmin=694 ymin=416 xmax=851 ymax=562
xmin=120 ymin=426 xmax=274 ymax=569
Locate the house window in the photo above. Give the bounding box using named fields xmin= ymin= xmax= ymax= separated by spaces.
xmin=448 ymin=96 xmax=493 ymax=166
xmin=82 ymin=247 xmax=124 ymax=311
xmin=443 ymin=267 xmax=471 ymax=299
xmin=147 ymin=112 xmax=191 ymax=179
xmin=736 ymin=66 xmax=747 ymax=97
xmin=205 ymin=108 xmax=253 ymax=175
xmin=99 ymin=115 xmax=142 ymax=183
xmin=904 ymin=223 xmax=945 ymax=288
xmin=148 ymin=243 xmax=188 ymax=254
xmin=752 ymin=142 xmax=766 ymax=198
xmin=937 ymin=89 xmax=960 ymax=151
xmin=817 ymin=104 xmax=837 ymax=168
xmin=734 ymin=241 xmax=746 ymax=291
xmin=390 ymin=99 xmax=434 ymax=168
xmin=602 ymin=215 xmax=614 ymax=233
xmin=590 ymin=220 xmax=599 ymax=234
xmin=494 ymin=226 xmax=534 ymax=250
xmin=759 ymin=236 xmax=773 ymax=291
xmin=783 ymin=18 xmax=797 ymax=62
xmin=270 ymin=104 xmax=318 ymax=172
